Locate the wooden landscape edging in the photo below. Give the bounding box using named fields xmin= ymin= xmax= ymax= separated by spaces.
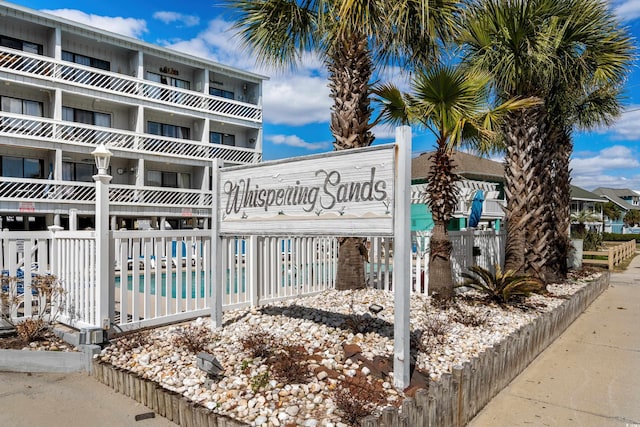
xmin=361 ymin=272 xmax=610 ymax=427
xmin=92 ymin=273 xmax=609 ymax=427
xmin=91 ymin=360 xmax=248 ymax=426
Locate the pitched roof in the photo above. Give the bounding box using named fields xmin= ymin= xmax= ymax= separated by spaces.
xmin=412 ymin=151 xmax=504 ymax=182
xmin=570 ymin=185 xmax=605 ymax=202
xmin=592 ymin=187 xmax=640 ymax=211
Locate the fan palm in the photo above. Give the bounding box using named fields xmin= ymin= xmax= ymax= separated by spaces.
xmin=461 ymin=0 xmax=632 ymax=281
xmin=227 ymin=0 xmax=461 ymax=289
xmin=374 ymin=65 xmax=538 ymax=299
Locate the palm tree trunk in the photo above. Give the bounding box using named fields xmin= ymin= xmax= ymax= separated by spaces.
xmin=327 ymin=31 xmax=375 ymax=290
xmin=335 ymin=237 xmax=367 ymax=290
xmin=428 ymin=222 xmax=455 ymax=299
xmin=503 ymin=107 xmax=551 ymax=280
xmin=545 ymin=126 xmax=572 ymax=279
xmin=426 ymin=146 xmax=458 ymax=299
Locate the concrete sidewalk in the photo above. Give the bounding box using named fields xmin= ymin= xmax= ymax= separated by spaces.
xmin=469 ymin=254 xmax=640 ymax=427
xmin=0 ymin=371 xmax=175 ymax=427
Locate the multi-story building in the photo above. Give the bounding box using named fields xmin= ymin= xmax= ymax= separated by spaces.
xmin=0 ymin=2 xmax=266 ymax=231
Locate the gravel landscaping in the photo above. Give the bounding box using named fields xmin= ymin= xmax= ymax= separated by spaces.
xmin=97 ymin=269 xmax=602 ymax=427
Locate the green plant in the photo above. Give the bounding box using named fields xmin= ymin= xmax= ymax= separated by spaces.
xmin=582 ymin=230 xmax=603 ymax=252
xmin=250 ymin=371 xmax=270 ymax=393
xmin=459 ymin=265 xmax=545 ymax=304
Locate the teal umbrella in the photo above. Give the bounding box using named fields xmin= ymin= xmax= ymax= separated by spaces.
xmin=468 ymin=190 xmax=484 ymax=228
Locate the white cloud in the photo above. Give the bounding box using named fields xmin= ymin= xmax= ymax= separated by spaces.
xmin=570 ymin=145 xmax=640 ymax=189
xmin=263 ymin=75 xmax=331 ymax=125
xmin=609 ymin=106 xmax=640 ymax=140
xmin=267 ymin=134 xmax=331 ymax=151
xmin=153 ymin=11 xmax=200 ymax=27
xmin=42 ymin=9 xmax=147 ymax=38
xmin=159 ymin=18 xmax=331 ymax=127
xmin=612 ymin=0 xmax=640 ymax=21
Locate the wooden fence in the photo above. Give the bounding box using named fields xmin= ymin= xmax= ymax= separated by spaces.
xmin=359 ymin=273 xmax=610 ymax=427
xmin=583 ymin=239 xmax=636 ymax=270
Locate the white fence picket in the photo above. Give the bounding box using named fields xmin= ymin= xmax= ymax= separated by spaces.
xmin=1 ymin=228 xmax=504 ymax=330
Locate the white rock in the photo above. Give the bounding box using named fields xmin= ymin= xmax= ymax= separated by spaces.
xmin=285 ymin=405 xmax=300 ymax=417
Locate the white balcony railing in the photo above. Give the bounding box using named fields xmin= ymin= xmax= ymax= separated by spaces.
xmin=0 ymin=112 xmax=261 ymax=164
xmin=0 ymin=177 xmax=211 ymax=209
xmin=0 ymin=47 xmax=262 ymax=122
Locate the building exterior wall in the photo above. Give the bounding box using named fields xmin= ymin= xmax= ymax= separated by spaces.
xmin=0 ymin=2 xmax=266 ymax=231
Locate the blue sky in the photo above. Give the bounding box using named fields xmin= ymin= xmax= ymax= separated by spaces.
xmin=6 ymin=0 xmax=640 ymax=191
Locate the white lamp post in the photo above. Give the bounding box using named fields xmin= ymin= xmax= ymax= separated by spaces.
xmin=92 ymin=143 xmax=112 ymax=176
xmin=92 ymin=143 xmax=112 ymax=332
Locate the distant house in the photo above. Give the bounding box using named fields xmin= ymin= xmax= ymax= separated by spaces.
xmin=592 ymin=187 xmax=640 ymax=233
xmin=570 ymin=185 xmax=605 ymax=233
xmin=411 ymin=151 xmax=505 ymax=232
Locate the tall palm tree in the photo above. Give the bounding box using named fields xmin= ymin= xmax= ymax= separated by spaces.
xmin=461 ymin=0 xmax=632 ymax=281
xmin=227 ymin=0 xmax=460 ymax=289
xmin=374 ymin=65 xmax=537 ymax=298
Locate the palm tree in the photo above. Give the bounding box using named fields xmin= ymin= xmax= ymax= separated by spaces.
xmin=461 ymin=0 xmax=632 ymax=281
xmin=227 ymin=0 xmax=460 ymax=289
xmin=374 ymin=65 xmax=537 ymax=298
xmin=570 ymin=210 xmax=601 ymax=237
xmin=603 ymin=201 xmax=622 ymax=222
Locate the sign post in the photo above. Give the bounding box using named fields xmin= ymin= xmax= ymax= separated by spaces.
xmin=393 ymin=126 xmax=412 ymax=389
xmin=213 ymin=126 xmax=412 ymax=388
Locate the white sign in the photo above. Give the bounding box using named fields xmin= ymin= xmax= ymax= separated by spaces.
xmin=217 ymin=144 xmax=395 ymax=236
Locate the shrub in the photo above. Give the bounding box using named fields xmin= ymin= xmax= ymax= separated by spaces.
xmin=241 ymin=330 xmax=273 ymax=359
xmin=16 ymin=318 xmax=47 ymax=342
xmin=113 ymin=330 xmax=151 ymax=352
xmin=450 ymin=304 xmax=488 ymax=327
xmin=250 ymin=371 xmax=270 ymax=393
xmin=171 ymin=324 xmax=214 ymax=353
xmin=269 ymin=344 xmax=310 ymax=384
xmin=602 ymin=232 xmax=640 ymax=242
xmin=582 ymin=230 xmax=603 ymax=252
xmin=334 ymin=373 xmax=388 ymax=425
xmin=459 ymin=265 xmax=545 ymax=304
xmin=412 ymin=311 xmax=451 ymax=354
xmin=1 ymin=274 xmax=65 ymax=343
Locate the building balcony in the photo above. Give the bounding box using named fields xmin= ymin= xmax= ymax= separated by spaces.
xmin=0 ymin=46 xmax=262 ymax=123
xmin=0 ymin=111 xmax=261 ymax=165
xmin=0 ymin=176 xmax=212 ymax=217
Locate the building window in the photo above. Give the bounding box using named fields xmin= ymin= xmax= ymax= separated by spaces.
xmin=62 ymin=107 xmax=111 ymax=127
xmin=148 ymin=121 xmax=190 ymax=139
xmin=147 ymin=71 xmax=190 ymax=90
xmin=147 ymin=170 xmax=191 ymax=189
xmin=210 ymin=131 xmax=235 ymax=146
xmin=62 ymin=162 xmax=95 ymax=182
xmin=1 ymin=96 xmax=43 ymax=117
xmin=61 ymin=51 xmax=110 ymax=71
xmin=0 ymin=35 xmax=43 ymax=54
xmin=209 ymin=87 xmax=234 ymax=100
xmin=1 ymin=156 xmax=43 ymax=178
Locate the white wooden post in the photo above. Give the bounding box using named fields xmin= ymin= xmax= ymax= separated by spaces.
xmin=393 ymin=125 xmax=412 ymax=389
xmin=248 ymin=235 xmax=259 ymax=307
xmin=210 ymin=159 xmax=223 ymax=327
xmin=94 ymin=171 xmax=112 ymax=330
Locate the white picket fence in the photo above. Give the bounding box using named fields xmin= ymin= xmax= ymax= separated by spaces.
xmin=1 ymin=228 xmax=504 ymax=331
